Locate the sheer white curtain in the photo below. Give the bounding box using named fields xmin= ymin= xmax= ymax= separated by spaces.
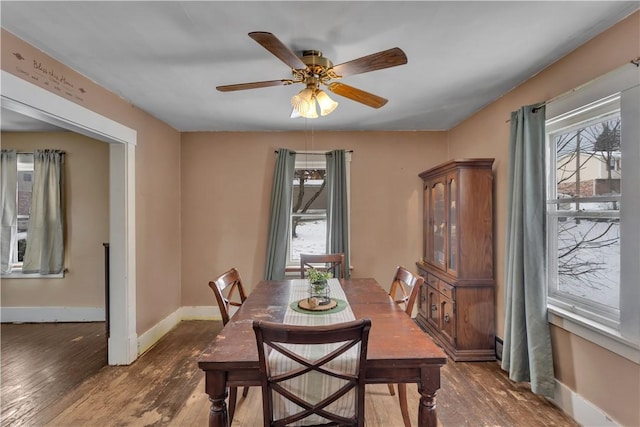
xmin=1 ymin=150 xmax=18 ymax=273
xmin=22 ymin=150 xmax=65 ymax=274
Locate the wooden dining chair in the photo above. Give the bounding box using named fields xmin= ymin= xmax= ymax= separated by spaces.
xmin=252 ymin=318 xmax=371 ymax=427
xmin=208 ymin=267 xmax=250 ymax=422
xmin=300 ymin=253 xmax=346 ymax=279
xmin=386 ymin=265 xmax=424 ymax=427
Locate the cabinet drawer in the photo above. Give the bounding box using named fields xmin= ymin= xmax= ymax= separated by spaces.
xmin=438 ymin=280 xmax=455 ymax=298
xmin=424 ymin=273 xmax=439 ymax=289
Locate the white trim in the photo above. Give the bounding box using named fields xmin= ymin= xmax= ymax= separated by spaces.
xmin=550 ymin=379 xmax=620 ymax=427
xmin=548 ymin=308 xmax=640 ymax=364
xmin=1 ymin=71 xmax=136 ymax=145
xmin=546 ymin=63 xmax=639 ymax=119
xmin=180 ymin=305 xmax=222 ymax=320
xmin=1 ymin=272 xmax=64 ymax=279
xmin=0 ymin=306 xmax=105 ymax=323
xmin=137 ymin=307 xmax=225 ymax=355
xmin=108 ymin=142 xmax=137 ymax=365
xmin=1 ymin=70 xmax=138 ymax=366
xmin=137 ymin=309 xmax=182 ymax=356
xmin=619 ymin=84 xmax=640 ymax=341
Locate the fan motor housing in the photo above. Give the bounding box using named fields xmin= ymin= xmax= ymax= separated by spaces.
xmin=300 ymin=50 xmax=333 ymax=70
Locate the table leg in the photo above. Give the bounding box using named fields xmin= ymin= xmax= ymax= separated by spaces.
xmin=417 ymin=366 xmax=441 ymax=427
xmin=205 ymin=371 xmax=229 ymax=427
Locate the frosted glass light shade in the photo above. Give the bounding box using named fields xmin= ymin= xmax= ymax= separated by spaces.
xmin=291 ymin=88 xmax=317 ymax=118
xmin=316 ymin=90 xmax=338 ymax=116
xmin=291 ymin=88 xmax=313 ymax=112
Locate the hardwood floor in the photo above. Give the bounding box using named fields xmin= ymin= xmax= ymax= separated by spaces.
xmin=1 ymin=321 xmax=578 ymax=427
xmin=1 ymin=322 xmax=108 ymax=427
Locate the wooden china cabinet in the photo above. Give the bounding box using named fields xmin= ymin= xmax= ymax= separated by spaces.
xmin=415 ymin=159 xmax=495 ymax=361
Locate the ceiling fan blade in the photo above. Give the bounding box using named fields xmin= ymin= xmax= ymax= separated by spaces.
xmin=331 ymin=47 xmax=407 ymax=78
xmin=327 ymin=82 xmax=388 ymax=109
xmin=216 ymin=79 xmax=293 ymax=92
xmin=248 ymin=32 xmax=306 ymax=70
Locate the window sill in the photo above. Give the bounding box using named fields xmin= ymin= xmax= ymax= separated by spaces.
xmin=548 ymin=305 xmax=640 ymax=364
xmin=285 ymin=265 xmax=355 ymax=274
xmin=1 ymin=271 xmax=65 ymax=279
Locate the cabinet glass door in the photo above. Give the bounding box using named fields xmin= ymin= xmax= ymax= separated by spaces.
xmin=448 ymin=176 xmax=458 ymax=273
xmin=423 ymin=185 xmax=430 ymax=263
xmin=431 ymin=181 xmax=446 ymax=269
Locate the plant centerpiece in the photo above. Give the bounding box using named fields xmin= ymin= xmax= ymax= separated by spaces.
xmin=306 ymin=268 xmax=333 ymax=306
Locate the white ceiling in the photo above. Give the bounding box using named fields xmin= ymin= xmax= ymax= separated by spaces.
xmin=1 ymin=1 xmax=638 ymax=132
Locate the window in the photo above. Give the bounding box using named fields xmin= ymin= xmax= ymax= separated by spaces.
xmin=546 ymin=95 xmax=621 ymax=327
xmin=286 ymin=152 xmax=351 ymax=267
xmin=545 ymin=64 xmax=640 ymax=355
xmin=2 ymin=149 xmax=65 ymax=277
xmin=288 ymin=154 xmax=328 ymax=265
xmin=13 ymin=153 xmax=34 ymax=269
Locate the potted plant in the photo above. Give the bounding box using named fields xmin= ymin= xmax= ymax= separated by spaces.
xmin=306 ymin=268 xmax=333 ymax=305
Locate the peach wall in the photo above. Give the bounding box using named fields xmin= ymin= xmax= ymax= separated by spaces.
xmin=1 ymin=132 xmax=109 ymax=308
xmin=1 ymin=29 xmax=183 ymax=335
xmin=447 ymin=11 xmax=640 ymax=426
xmin=180 ymin=131 xmax=447 ymax=306
xmin=551 ymin=327 xmax=640 ymax=427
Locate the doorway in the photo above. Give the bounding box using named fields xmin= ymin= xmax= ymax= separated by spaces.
xmin=1 ymin=70 xmax=137 ymax=365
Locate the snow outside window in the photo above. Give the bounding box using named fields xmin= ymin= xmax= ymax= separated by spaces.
xmin=288 ymin=154 xmax=328 ymax=265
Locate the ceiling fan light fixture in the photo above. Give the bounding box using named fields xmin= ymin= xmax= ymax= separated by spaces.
xmin=315 ymin=90 xmax=338 ymax=116
xmin=291 ymin=88 xmax=312 ymax=111
xmin=291 ymin=87 xmax=318 ymax=118
xmin=298 ymin=102 xmax=318 ymax=119
xmin=290 ymin=107 xmax=301 ymax=119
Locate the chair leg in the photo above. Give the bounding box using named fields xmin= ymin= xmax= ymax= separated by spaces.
xmin=387 ymin=383 xmax=396 ymax=396
xmin=228 ymin=386 xmax=238 ymax=423
xmin=398 ymin=383 xmax=411 ymax=427
xmin=242 ymin=386 xmax=249 ymax=398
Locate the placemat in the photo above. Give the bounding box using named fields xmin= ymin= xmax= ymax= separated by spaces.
xmin=289 ymin=298 xmax=348 ymax=315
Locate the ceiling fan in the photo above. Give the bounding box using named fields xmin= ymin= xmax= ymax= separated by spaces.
xmin=216 ymin=32 xmax=408 ymax=118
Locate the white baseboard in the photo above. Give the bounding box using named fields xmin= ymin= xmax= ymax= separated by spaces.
xmin=137 ymin=308 xmax=182 ymax=355
xmin=551 ymin=379 xmax=619 ymax=426
xmin=136 ymin=306 xmax=222 ymax=356
xmin=0 ymin=306 xmax=105 ymax=322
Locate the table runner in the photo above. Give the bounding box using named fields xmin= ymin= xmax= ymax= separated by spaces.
xmin=269 ymin=278 xmax=358 ymax=426
xmin=284 ymin=278 xmax=355 ymax=325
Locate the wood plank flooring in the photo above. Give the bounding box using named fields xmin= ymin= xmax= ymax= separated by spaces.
xmin=1 ymin=322 xmax=108 ymax=427
xmin=1 ymin=321 xmax=578 ymax=427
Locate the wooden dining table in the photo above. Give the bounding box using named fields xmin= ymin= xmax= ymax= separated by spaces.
xmin=197 ymin=277 xmax=447 ymax=427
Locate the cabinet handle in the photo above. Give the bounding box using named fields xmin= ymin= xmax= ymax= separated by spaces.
xmin=442 ymin=287 xmax=447 ymax=293
xmin=431 ymin=304 xmax=437 ymax=312
xmin=444 ymin=313 xmax=450 ymax=323
xmin=421 ymin=294 xmax=426 ymax=303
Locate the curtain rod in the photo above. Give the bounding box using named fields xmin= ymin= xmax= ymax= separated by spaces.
xmin=506 ymin=56 xmax=640 ymax=123
xmin=274 ymin=150 xmax=353 ymax=155
xmin=14 ymin=150 xmax=66 ymax=155
xmin=543 ymin=57 xmax=638 ymax=107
